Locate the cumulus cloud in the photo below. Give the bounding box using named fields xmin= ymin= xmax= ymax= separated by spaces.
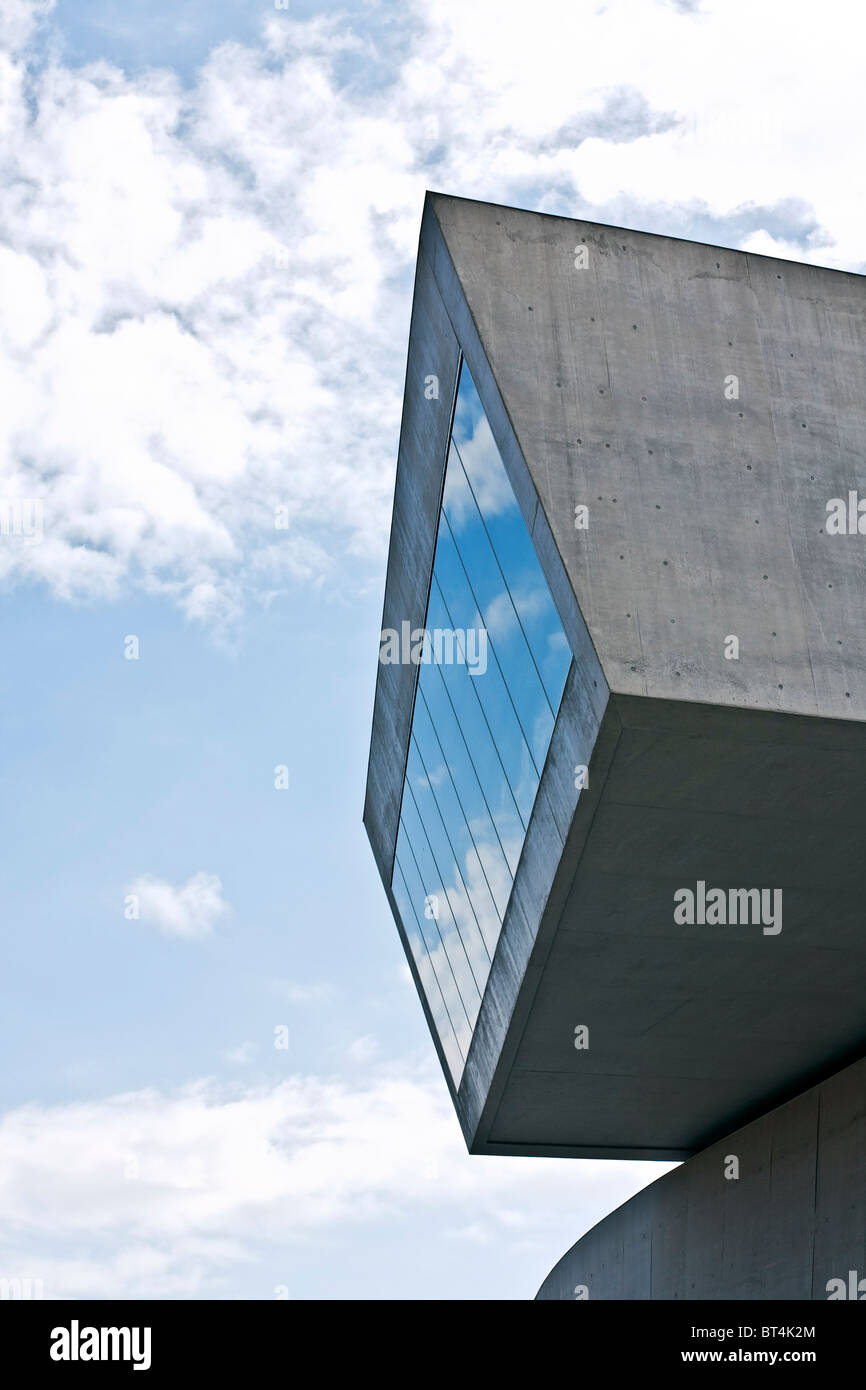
xmin=0 ymin=0 xmax=51 ymax=52
xmin=126 ymin=871 xmax=229 ymax=940
xmin=0 ymin=1065 xmax=668 ymax=1297
xmin=0 ymin=13 xmax=406 ymax=621
xmin=0 ymin=0 xmax=860 ymax=629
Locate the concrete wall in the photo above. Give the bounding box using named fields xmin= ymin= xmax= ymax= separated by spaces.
xmin=536 ymin=1055 xmax=866 ymax=1299
xmin=457 ymin=658 xmax=612 ymax=1147
xmin=364 ymin=199 xmax=610 ymax=1138
xmin=365 ymin=195 xmax=866 ymax=1160
xmin=484 ymin=693 xmax=866 ymax=1158
xmin=432 ymin=194 xmax=866 ymax=724
xmin=362 ymin=237 xmax=460 ymax=883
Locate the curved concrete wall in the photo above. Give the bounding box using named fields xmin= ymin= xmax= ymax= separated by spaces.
xmin=537 ymin=1055 xmax=866 ymax=1300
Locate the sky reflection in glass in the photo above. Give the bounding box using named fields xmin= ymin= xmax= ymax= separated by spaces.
xmin=392 ymin=362 xmax=572 ymax=1082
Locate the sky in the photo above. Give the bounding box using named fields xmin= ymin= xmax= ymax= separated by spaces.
xmin=0 ymin=0 xmax=863 ymax=1300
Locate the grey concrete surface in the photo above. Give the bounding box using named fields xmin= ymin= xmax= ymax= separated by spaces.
xmin=431 ymin=193 xmax=866 ymax=723
xmin=474 ymin=692 xmax=866 ymax=1157
xmin=364 ymin=194 xmax=866 ymax=1164
xmin=363 ymin=242 xmax=460 ymax=881
xmin=456 ymin=657 xmax=610 ymax=1146
xmin=536 ymin=1053 xmax=866 ymax=1299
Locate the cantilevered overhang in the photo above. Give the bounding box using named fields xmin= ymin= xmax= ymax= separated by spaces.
xmin=473 ymin=691 xmax=866 ymax=1158
xmin=364 ymin=193 xmax=866 ymax=1159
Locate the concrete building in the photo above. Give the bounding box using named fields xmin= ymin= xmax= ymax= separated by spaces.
xmin=364 ymin=193 xmax=866 ymax=1298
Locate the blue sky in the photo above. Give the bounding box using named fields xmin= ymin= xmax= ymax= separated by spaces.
xmin=52 ymin=0 xmax=408 ymax=85
xmin=54 ymin=0 xmax=267 ymax=72
xmin=0 ymin=0 xmax=863 ymax=1300
xmin=0 ymin=583 xmax=387 ymax=1106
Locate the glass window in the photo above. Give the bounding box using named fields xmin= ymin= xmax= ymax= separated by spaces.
xmin=390 ymin=360 xmax=572 ymax=1083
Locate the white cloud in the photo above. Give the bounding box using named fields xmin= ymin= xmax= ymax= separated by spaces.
xmin=0 ymin=0 xmax=51 ymax=52
xmin=127 ymin=871 xmax=229 ymax=940
xmin=0 ymin=1064 xmax=668 ymax=1298
xmin=0 ymin=0 xmax=861 ymax=628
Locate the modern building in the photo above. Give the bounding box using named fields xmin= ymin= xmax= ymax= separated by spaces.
xmin=364 ymin=193 xmax=866 ymax=1298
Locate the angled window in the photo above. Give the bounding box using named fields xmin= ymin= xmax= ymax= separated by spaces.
xmin=391 ymin=361 xmax=572 ymax=1082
